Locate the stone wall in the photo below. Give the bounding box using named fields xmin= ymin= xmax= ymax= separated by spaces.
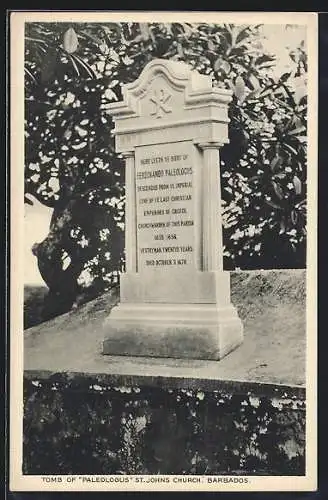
xmin=23 ymin=374 xmax=305 ymax=476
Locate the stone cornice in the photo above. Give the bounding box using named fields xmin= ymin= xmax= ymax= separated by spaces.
xmin=105 ymin=58 xmax=232 ymax=121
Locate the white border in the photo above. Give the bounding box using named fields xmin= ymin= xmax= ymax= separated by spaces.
xmin=10 ymin=10 xmax=318 ymax=492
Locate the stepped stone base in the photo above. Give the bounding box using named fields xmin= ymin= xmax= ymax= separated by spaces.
xmin=103 ymin=302 xmax=243 ymax=361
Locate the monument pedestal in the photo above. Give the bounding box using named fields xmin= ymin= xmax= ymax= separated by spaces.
xmin=103 ymin=302 xmax=243 ymax=361
xmin=103 ymin=59 xmax=244 ymax=362
xmin=103 ymin=269 xmax=243 ymax=361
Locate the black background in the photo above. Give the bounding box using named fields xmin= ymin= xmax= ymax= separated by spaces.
xmin=3 ymin=6 xmax=327 ymax=500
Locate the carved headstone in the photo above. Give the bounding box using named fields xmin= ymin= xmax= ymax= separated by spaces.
xmin=103 ymin=59 xmax=243 ymax=360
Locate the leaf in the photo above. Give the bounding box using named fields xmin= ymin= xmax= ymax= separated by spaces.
xmin=295 ymin=136 xmax=307 ymax=143
xmin=207 ymin=39 xmax=215 ymax=52
xmin=109 ymin=48 xmax=120 ymax=64
xmin=272 ymin=180 xmax=284 ymax=200
xmin=164 ymin=23 xmax=173 ymax=35
xmin=279 ymin=218 xmax=286 ymax=234
xmin=108 ymin=79 xmax=119 ymax=89
xmin=63 ymin=27 xmax=79 ymax=54
xmin=68 ymin=54 xmax=80 ymax=77
xmin=288 ymin=126 xmax=306 ymax=136
xmin=63 ymin=128 xmax=72 ymax=141
xmin=177 ymin=43 xmax=184 ymax=58
xmin=291 ymin=209 xmax=298 ymax=225
xmin=256 ymin=54 xmax=276 ymax=68
xmin=131 ymin=34 xmax=144 ymax=44
xmin=246 ymin=89 xmax=261 ymax=101
xmin=214 ymin=57 xmax=223 ymax=72
xmin=270 ymin=156 xmax=282 ymax=173
xmin=72 ymin=54 xmax=97 ymax=79
xmin=265 ymin=198 xmax=283 ymax=210
xmin=228 ymin=25 xmax=239 ymax=47
xmin=293 ymin=175 xmax=302 ymax=195
xmin=234 ymin=76 xmax=246 ymax=102
xmin=221 ymin=60 xmax=231 ymax=74
xmin=235 ymin=26 xmax=251 ymax=46
xmin=104 ymin=87 xmax=118 ymax=101
xmin=259 ymin=87 xmax=274 ymax=99
xmin=248 ymin=74 xmax=260 ymax=91
xmin=283 ymin=143 xmax=298 ymax=156
xmin=181 ymin=23 xmax=196 ymax=37
xmin=24 ymin=66 xmax=38 ymax=85
xmin=139 ymin=23 xmax=150 ymax=41
xmin=25 ymin=36 xmax=49 ymax=46
xmin=280 ymin=72 xmax=291 ymax=83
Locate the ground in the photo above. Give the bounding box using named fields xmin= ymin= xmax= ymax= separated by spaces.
xmin=24 ymin=269 xmax=306 ymax=388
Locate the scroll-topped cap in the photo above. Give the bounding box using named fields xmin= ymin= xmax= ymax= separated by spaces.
xmin=105 ymin=58 xmax=233 ymax=151
xmin=106 ymin=58 xmax=232 ymax=119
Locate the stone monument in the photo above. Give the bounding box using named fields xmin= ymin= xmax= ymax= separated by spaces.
xmin=103 ymin=59 xmax=243 ymax=360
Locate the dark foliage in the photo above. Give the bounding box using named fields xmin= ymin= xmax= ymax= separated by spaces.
xmin=25 ymin=22 xmax=307 ymax=312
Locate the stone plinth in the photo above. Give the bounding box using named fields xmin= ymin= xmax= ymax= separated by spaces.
xmin=103 ymin=303 xmax=243 ymax=360
xmin=103 ymin=59 xmax=243 ymax=360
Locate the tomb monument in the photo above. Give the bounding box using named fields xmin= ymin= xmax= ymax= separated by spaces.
xmin=103 ymin=58 xmax=243 ymax=360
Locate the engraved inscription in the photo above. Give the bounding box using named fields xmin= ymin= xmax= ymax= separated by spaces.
xmin=135 ymin=141 xmax=194 ymax=270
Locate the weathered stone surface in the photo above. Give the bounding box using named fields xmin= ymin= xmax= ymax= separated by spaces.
xmin=103 ymin=303 xmax=243 ymax=360
xmin=23 ymin=373 xmax=306 ymax=476
xmin=120 ymin=270 xmax=231 ymax=304
xmin=104 ymin=59 xmax=243 ymax=360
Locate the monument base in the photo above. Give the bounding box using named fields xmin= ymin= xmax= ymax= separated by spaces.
xmin=103 ymin=303 xmax=243 ymax=361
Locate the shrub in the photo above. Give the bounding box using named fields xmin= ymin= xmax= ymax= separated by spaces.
xmin=25 ymin=22 xmax=307 ymax=311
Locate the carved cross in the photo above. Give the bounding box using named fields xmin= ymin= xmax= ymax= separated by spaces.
xmin=149 ymin=88 xmax=172 ymax=118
